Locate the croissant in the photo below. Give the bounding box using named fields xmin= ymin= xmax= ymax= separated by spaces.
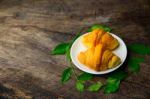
xmin=78 ymin=44 xmax=121 ymax=71
xmin=82 ymin=29 xmax=119 ymax=50
xmin=100 ymin=50 xmax=121 ymax=70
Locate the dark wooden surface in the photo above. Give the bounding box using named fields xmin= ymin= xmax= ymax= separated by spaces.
xmin=0 ymin=0 xmax=150 ymax=99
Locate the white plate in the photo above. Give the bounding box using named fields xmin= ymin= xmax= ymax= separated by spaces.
xmin=70 ymin=33 xmax=127 ymax=74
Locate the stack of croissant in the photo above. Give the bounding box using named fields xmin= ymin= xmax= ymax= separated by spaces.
xmin=78 ymin=29 xmax=121 ymax=71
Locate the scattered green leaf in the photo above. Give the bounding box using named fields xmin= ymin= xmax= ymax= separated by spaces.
xmin=77 ymin=72 xmax=93 ymax=81
xmin=76 ymin=81 xmax=84 ymax=92
xmin=128 ymin=44 xmax=150 ymax=55
xmin=61 ymin=67 xmax=72 ymax=84
xmin=51 ymin=43 xmax=70 ymax=55
xmin=109 ymin=70 xmax=128 ymax=81
xmin=109 ymin=18 xmax=112 ymax=21
xmin=51 ymin=25 xmax=149 ymax=94
xmin=65 ymin=43 xmax=72 ymax=62
xmin=66 ymin=48 xmax=71 ymax=62
xmin=87 ymin=24 xmax=112 ymax=32
xmin=104 ymin=78 xmax=120 ymax=94
xmin=88 ymin=82 xmax=103 ymax=92
xmin=104 ymin=70 xmax=127 ymax=94
xmin=128 ymin=57 xmax=145 ymax=73
xmin=101 ymin=25 xmax=112 ymax=32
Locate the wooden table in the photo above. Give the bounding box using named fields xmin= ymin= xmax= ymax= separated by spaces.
xmin=0 ymin=0 xmax=150 ymax=99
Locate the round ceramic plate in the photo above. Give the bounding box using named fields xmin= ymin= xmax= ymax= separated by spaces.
xmin=70 ymin=33 xmax=127 ymax=74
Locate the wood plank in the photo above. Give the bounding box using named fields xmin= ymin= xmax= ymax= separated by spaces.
xmin=0 ymin=0 xmax=150 ymax=98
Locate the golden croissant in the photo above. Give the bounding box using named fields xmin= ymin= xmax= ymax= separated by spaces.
xmin=82 ymin=28 xmax=119 ymax=50
xmin=78 ymin=43 xmax=121 ymax=71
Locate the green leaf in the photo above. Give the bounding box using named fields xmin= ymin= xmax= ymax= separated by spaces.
xmin=88 ymin=82 xmax=103 ymax=92
xmin=77 ymin=72 xmax=93 ymax=81
xmin=76 ymin=81 xmax=84 ymax=92
xmin=129 ymin=62 xmax=140 ymax=72
xmin=109 ymin=70 xmax=128 ymax=81
xmin=128 ymin=57 xmax=145 ymax=73
xmin=128 ymin=44 xmax=150 ymax=55
xmin=87 ymin=24 xmax=112 ymax=32
xmin=104 ymin=70 xmax=126 ymax=94
xmin=61 ymin=67 xmax=72 ymax=84
xmin=51 ymin=29 xmax=82 ymax=55
xmin=65 ymin=43 xmax=72 ymax=62
xmin=101 ymin=25 xmax=112 ymax=32
xmin=66 ymin=48 xmax=71 ymax=62
xmin=51 ymin=43 xmax=70 ymax=55
xmin=104 ymin=78 xmax=120 ymax=94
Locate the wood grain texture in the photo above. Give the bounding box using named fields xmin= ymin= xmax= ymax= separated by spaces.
xmin=0 ymin=0 xmax=150 ymax=99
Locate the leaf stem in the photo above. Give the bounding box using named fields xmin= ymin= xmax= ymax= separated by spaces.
xmin=69 ymin=61 xmax=79 ymax=81
xmin=65 ymin=53 xmax=78 ymax=81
